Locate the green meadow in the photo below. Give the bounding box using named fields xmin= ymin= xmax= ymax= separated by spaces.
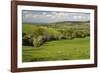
xmin=22 ymin=37 xmax=90 ymax=62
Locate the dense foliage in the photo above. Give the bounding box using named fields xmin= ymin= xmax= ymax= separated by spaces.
xmin=22 ymin=22 xmax=90 ymax=47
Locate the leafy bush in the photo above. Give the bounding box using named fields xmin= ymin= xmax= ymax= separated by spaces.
xmin=22 ymin=33 xmax=33 ymax=46
xmin=32 ymin=35 xmax=46 ymax=47
xmin=32 ymin=38 xmax=38 ymax=47
xmin=58 ymin=35 xmax=66 ymax=40
xmin=33 ymin=27 xmax=45 ymax=38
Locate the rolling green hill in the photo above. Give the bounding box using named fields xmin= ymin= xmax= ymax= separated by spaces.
xmin=22 ymin=21 xmax=90 ymax=62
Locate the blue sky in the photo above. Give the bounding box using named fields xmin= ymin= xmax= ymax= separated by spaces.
xmin=22 ymin=10 xmax=90 ymax=23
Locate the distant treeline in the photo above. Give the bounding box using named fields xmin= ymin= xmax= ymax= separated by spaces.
xmin=23 ymin=21 xmax=90 ymax=25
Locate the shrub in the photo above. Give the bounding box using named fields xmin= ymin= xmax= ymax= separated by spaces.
xmin=46 ymin=34 xmax=54 ymax=41
xmin=22 ymin=32 xmax=27 ymax=37
xmin=28 ymin=37 xmax=33 ymax=46
xmin=72 ymin=32 xmax=77 ymax=38
xmin=41 ymin=35 xmax=47 ymax=42
xmin=22 ymin=33 xmax=33 ymax=46
xmin=32 ymin=35 xmax=46 ymax=47
xmin=71 ymin=31 xmax=85 ymax=38
xmin=33 ymin=27 xmax=45 ymax=38
xmin=37 ymin=36 xmax=45 ymax=46
xmin=65 ymin=30 xmax=73 ymax=39
xmin=76 ymin=31 xmax=87 ymax=38
xmin=58 ymin=35 xmax=66 ymax=40
xmin=83 ymin=30 xmax=90 ymax=36
xmin=32 ymin=38 xmax=38 ymax=47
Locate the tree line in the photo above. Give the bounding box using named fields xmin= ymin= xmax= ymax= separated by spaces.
xmin=22 ymin=24 xmax=90 ymax=47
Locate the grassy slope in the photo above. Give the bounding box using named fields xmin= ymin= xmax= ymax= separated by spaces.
xmin=22 ymin=23 xmax=89 ymax=33
xmin=22 ymin=24 xmax=38 ymax=33
xmin=22 ymin=37 xmax=90 ymax=62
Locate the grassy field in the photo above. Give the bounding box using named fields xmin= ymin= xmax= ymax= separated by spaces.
xmin=22 ymin=37 xmax=90 ymax=62
xmin=22 ymin=21 xmax=90 ymax=62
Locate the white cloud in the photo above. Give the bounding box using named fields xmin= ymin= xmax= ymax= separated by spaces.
xmin=42 ymin=12 xmax=47 ymax=15
xmin=32 ymin=15 xmax=39 ymax=18
xmin=23 ymin=11 xmax=29 ymax=14
xmin=46 ymin=14 xmax=51 ymax=17
xmin=57 ymin=12 xmax=66 ymax=16
xmin=73 ymin=15 xmax=85 ymax=19
xmin=78 ymin=16 xmax=83 ymax=19
xmin=24 ymin=14 xmax=33 ymax=18
xmin=50 ymin=16 xmax=56 ymax=19
xmin=52 ymin=12 xmax=57 ymax=14
xmin=73 ymin=16 xmax=78 ymax=19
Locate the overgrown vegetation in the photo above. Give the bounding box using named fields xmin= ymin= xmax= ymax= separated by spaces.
xmin=22 ymin=21 xmax=90 ymax=47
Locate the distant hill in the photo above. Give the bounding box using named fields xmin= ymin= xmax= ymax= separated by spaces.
xmin=23 ymin=21 xmax=90 ymax=25
xmin=55 ymin=21 xmax=90 ymax=24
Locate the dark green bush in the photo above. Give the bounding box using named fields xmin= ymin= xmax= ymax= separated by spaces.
xmin=58 ymin=35 xmax=66 ymax=40
xmin=22 ymin=33 xmax=33 ymax=46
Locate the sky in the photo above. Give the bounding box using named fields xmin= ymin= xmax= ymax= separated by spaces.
xmin=22 ymin=10 xmax=90 ymax=23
